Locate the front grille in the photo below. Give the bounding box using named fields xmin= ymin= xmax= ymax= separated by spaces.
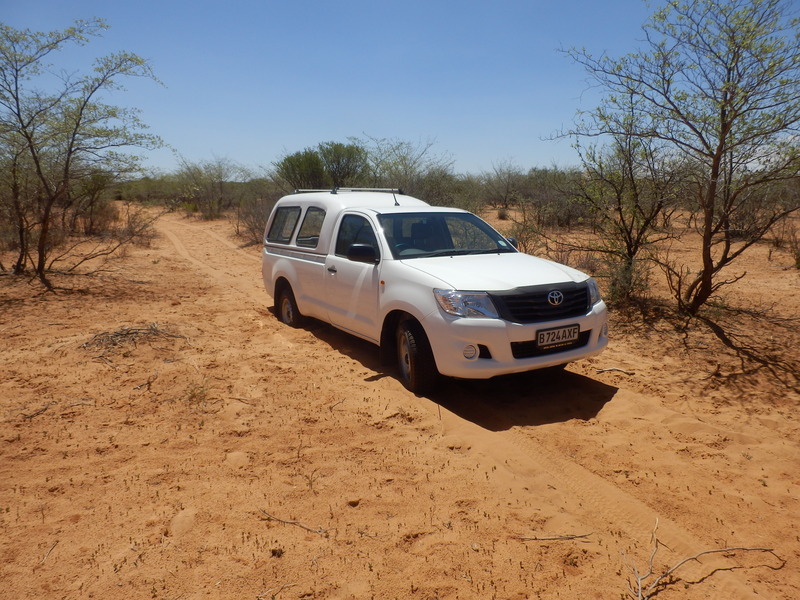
xmin=489 ymin=281 xmax=589 ymax=324
xmin=511 ymin=330 xmax=591 ymax=359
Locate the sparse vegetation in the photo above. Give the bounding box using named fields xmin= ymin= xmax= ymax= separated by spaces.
xmin=0 ymin=19 xmax=162 ymax=287
xmin=565 ymin=0 xmax=800 ymax=315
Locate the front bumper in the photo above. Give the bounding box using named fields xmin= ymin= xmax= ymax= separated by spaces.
xmin=421 ymin=302 xmax=608 ymax=379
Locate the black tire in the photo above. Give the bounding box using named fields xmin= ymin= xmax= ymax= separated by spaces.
xmin=276 ymin=285 xmax=304 ymax=328
xmin=396 ymin=318 xmax=438 ymax=394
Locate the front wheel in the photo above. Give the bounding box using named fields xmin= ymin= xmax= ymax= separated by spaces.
xmin=396 ymin=319 xmax=438 ymax=394
xmin=276 ymin=285 xmax=304 ymax=328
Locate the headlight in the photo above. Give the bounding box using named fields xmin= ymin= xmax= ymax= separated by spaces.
xmin=587 ymin=278 xmax=601 ymax=306
xmin=434 ymin=289 xmax=499 ymax=318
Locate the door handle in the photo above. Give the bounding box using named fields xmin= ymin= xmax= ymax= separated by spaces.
xmin=327 ymin=265 xmax=337 ymax=273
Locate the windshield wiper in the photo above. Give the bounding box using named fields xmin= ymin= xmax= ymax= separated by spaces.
xmin=424 ymin=248 xmax=510 ymax=257
xmin=424 ymin=249 xmax=474 ymax=257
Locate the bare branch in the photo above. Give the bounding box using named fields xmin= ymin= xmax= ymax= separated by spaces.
xmin=257 ymin=509 xmax=329 ymax=537
xmin=516 ymin=532 xmax=593 ymax=542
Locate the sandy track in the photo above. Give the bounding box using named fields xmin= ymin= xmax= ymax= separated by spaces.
xmin=160 ymin=213 xmax=795 ymax=597
xmin=1 ymin=212 xmax=796 ymax=599
xmin=160 ymin=214 xmax=263 ymax=294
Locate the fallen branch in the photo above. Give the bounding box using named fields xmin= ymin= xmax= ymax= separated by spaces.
xmin=94 ymin=355 xmax=118 ymax=369
xmin=40 ymin=540 xmax=59 ymax=564
xmin=257 ymin=583 xmax=297 ymax=599
xmin=134 ymin=371 xmax=159 ymax=390
xmin=516 ymin=532 xmax=593 ymax=542
xmin=258 ymin=509 xmax=328 ymax=537
xmin=327 ymin=398 xmax=346 ymax=410
xmin=82 ymin=323 xmax=184 ymax=357
xmin=64 ymin=398 xmax=96 ymax=409
xmin=22 ymin=402 xmax=55 ymax=420
xmin=624 ymin=520 xmax=785 ymax=599
xmin=596 ymin=367 xmax=636 ymax=375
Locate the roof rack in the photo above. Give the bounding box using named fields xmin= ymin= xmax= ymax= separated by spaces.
xmin=333 ymin=187 xmax=405 ymax=195
xmin=293 ymin=187 xmax=405 ymax=195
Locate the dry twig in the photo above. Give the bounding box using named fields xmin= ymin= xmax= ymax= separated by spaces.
xmin=624 ymin=520 xmax=784 ymax=599
xmin=596 ymin=367 xmax=636 ymax=375
xmin=516 ymin=532 xmax=593 ymax=542
xmin=134 ymin=371 xmax=159 ymax=390
xmin=327 ymin=398 xmax=346 ymax=411
xmin=64 ymin=398 xmax=96 ymax=409
xmin=256 ymin=583 xmax=297 ymax=599
xmin=22 ymin=402 xmax=55 ymax=420
xmin=258 ymin=509 xmax=328 ymax=537
xmin=40 ymin=540 xmax=59 ymax=564
xmin=82 ymin=323 xmax=183 ymax=357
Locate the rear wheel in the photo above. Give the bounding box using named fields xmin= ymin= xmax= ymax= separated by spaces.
xmin=396 ymin=318 xmax=438 ymax=394
xmin=276 ymin=285 xmax=304 ymax=328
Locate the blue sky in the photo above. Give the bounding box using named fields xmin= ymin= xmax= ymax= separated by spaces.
xmin=3 ymin=1 xmax=655 ymax=175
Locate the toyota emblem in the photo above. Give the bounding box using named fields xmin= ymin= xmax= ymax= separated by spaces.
xmin=547 ymin=290 xmax=564 ymax=306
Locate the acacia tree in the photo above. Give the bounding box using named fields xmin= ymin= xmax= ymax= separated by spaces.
xmin=482 ymin=160 xmax=525 ymax=210
xmin=572 ymin=99 xmax=683 ymax=302
xmin=272 ymin=148 xmax=329 ymax=191
xmin=0 ymin=19 xmax=161 ymax=286
xmin=175 ymin=156 xmax=248 ymax=219
xmin=524 ymin=167 xmax=585 ymax=230
xmin=575 ymin=141 xmax=679 ymax=301
xmin=317 ymin=141 xmax=368 ymax=187
xmin=357 ymin=135 xmax=455 ymax=198
xmin=0 ymin=139 xmax=34 ymax=273
xmin=567 ymin=0 xmax=800 ymax=315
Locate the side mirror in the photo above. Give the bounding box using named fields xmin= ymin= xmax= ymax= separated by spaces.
xmin=347 ymin=243 xmax=379 ymax=264
xmin=506 ymin=237 xmax=518 ymax=249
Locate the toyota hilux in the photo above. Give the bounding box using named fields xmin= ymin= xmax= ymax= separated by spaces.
xmin=261 ymin=188 xmax=608 ymax=393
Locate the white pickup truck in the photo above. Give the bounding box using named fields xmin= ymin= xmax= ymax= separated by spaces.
xmin=261 ymin=188 xmax=608 ymax=393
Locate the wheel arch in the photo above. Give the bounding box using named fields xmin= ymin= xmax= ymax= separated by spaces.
xmin=273 ymin=276 xmax=291 ymax=301
xmin=379 ymin=310 xmax=408 ymax=366
xmin=379 ymin=310 xmax=438 ymax=372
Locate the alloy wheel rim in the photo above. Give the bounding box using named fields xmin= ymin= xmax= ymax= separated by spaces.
xmin=281 ymin=298 xmax=293 ymax=323
xmin=399 ymin=332 xmax=411 ymax=379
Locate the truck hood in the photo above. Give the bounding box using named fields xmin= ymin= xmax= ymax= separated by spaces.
xmin=401 ymin=252 xmax=588 ymax=291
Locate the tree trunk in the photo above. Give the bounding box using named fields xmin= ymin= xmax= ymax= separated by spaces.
xmin=684 ymin=203 xmax=716 ymax=315
xmin=682 ymin=148 xmax=724 ymax=315
xmin=35 ymin=199 xmax=55 ymax=288
xmin=10 ymin=160 xmax=28 ymax=275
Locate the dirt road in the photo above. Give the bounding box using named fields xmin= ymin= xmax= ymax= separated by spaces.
xmin=1 ymin=212 xmax=797 ymax=599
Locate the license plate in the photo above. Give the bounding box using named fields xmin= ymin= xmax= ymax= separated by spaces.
xmin=537 ymin=324 xmax=580 ymax=348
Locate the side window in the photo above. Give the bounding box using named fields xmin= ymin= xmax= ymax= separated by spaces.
xmin=266 ymin=207 xmax=301 ymax=244
xmin=335 ymin=215 xmax=379 ymax=258
xmin=295 ymin=207 xmax=326 ymax=248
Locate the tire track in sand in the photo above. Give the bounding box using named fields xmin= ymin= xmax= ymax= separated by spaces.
xmin=157 ymin=214 xmax=262 ymax=298
xmin=435 ymin=388 xmax=765 ymax=599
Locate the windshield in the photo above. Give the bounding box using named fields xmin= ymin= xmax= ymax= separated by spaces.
xmin=378 ymin=212 xmax=516 ymax=259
